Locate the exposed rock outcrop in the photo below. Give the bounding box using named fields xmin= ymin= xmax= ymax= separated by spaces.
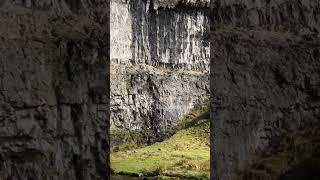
xmin=0 ymin=1 xmax=109 ymax=179
xmin=210 ymin=0 xmax=320 ymax=179
xmin=111 ymin=0 xmax=210 ymax=132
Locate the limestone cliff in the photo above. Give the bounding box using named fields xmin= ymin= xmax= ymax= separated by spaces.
xmin=0 ymin=0 xmax=109 ymax=179
xmin=210 ymin=0 xmax=320 ymax=179
xmin=111 ymin=0 xmax=210 ymax=132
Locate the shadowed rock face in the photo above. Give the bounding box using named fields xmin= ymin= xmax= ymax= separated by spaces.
xmin=210 ymin=0 xmax=320 ymax=179
xmin=110 ymin=0 xmax=210 ymax=132
xmin=0 ymin=1 xmax=109 ymax=180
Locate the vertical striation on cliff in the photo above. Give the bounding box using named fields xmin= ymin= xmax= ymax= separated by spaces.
xmin=210 ymin=0 xmax=320 ymax=179
xmin=111 ymin=0 xmax=210 ymax=133
xmin=0 ymin=0 xmax=109 ymax=179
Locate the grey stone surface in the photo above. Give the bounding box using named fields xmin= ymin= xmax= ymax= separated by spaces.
xmin=0 ymin=0 xmax=109 ymax=179
xmin=111 ymin=64 xmax=209 ymax=132
xmin=210 ymin=1 xmax=320 ymax=179
xmin=111 ymin=0 xmax=210 ymax=71
xmin=154 ymin=0 xmax=210 ymax=9
xmin=110 ymin=0 xmax=210 ymax=133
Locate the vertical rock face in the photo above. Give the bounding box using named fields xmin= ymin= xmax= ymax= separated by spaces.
xmin=0 ymin=1 xmax=109 ymax=180
xmin=111 ymin=0 xmax=210 ymax=69
xmin=210 ymin=0 xmax=320 ymax=179
xmin=111 ymin=0 xmax=210 ymax=132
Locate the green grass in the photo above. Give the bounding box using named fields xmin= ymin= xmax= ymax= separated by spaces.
xmin=111 ymin=129 xmax=154 ymax=152
xmin=110 ymin=103 xmax=209 ymax=152
xmin=111 ymin=105 xmax=210 ymax=179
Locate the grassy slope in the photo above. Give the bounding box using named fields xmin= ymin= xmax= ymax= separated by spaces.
xmin=111 ymin=105 xmax=210 ymax=179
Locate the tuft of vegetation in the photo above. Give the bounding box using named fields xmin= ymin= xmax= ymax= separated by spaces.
xmin=237 ymin=126 xmax=320 ymax=180
xmin=111 ymin=103 xmax=209 ymax=153
xmin=111 ymin=104 xmax=210 ymax=179
xmin=111 ymin=129 xmax=154 ymax=152
xmin=175 ymin=103 xmax=209 ymax=131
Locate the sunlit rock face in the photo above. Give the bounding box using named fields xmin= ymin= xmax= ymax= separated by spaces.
xmin=210 ymin=0 xmax=320 ymax=179
xmin=0 ymin=1 xmax=109 ymax=179
xmin=154 ymin=0 xmax=210 ymax=9
xmin=111 ymin=0 xmax=210 ymax=70
xmin=111 ymin=0 xmax=210 ymax=132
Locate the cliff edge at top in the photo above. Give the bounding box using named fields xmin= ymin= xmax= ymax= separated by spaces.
xmin=111 ymin=0 xmax=210 ymax=133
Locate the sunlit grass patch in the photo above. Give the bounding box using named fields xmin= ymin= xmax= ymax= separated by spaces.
xmin=111 ymin=105 xmax=210 ymax=179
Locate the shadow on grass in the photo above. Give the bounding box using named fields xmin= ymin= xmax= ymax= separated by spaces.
xmin=173 ymin=103 xmax=209 ymax=131
xmin=111 ymin=103 xmax=210 ymax=179
xmin=111 ymin=103 xmax=209 ymax=152
xmin=180 ymin=111 xmax=210 ymax=129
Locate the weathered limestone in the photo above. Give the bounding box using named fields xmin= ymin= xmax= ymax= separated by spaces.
xmin=111 ymin=0 xmax=210 ymax=71
xmin=111 ymin=65 xmax=208 ymax=131
xmin=154 ymin=0 xmax=210 ymax=9
xmin=0 ymin=0 xmax=109 ymax=179
xmin=111 ymin=0 xmax=210 ymax=132
xmin=210 ymin=0 xmax=320 ymax=179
